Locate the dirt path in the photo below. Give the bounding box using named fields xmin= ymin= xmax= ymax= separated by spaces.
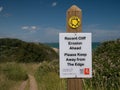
xmin=19 ymin=80 xmax=28 ymax=90
xmin=19 ymin=74 xmax=38 ymax=90
xmin=28 ymin=74 xmax=38 ymax=90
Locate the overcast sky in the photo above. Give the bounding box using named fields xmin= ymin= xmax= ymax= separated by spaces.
xmin=0 ymin=0 xmax=120 ymax=42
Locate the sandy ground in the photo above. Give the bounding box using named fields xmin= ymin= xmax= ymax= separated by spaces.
xmin=29 ymin=74 xmax=38 ymax=90
xmin=52 ymin=48 xmax=59 ymax=53
xmin=19 ymin=80 xmax=28 ymax=90
xmin=19 ymin=74 xmax=38 ymax=90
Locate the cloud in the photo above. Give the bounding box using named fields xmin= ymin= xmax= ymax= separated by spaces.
xmin=20 ymin=26 xmax=63 ymax=42
xmin=0 ymin=6 xmax=3 ymax=12
xmin=20 ymin=25 xmax=120 ymax=42
xmin=45 ymin=27 xmax=60 ymax=36
xmin=52 ymin=2 xmax=57 ymax=7
xmin=31 ymin=26 xmax=37 ymax=30
xmin=83 ymin=24 xmax=120 ymax=42
xmin=21 ymin=26 xmax=39 ymax=32
xmin=36 ymin=27 xmax=62 ymax=42
xmin=91 ymin=29 xmax=120 ymax=42
xmin=22 ymin=26 xmax=29 ymax=30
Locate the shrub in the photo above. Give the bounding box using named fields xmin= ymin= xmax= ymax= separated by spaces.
xmin=0 ymin=38 xmax=58 ymax=63
xmin=84 ymin=39 xmax=120 ymax=90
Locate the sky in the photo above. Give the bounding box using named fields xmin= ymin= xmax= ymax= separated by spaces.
xmin=0 ymin=0 xmax=120 ymax=42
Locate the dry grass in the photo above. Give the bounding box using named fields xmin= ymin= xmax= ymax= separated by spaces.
xmin=0 ymin=62 xmax=40 ymax=90
xmin=35 ymin=61 xmax=66 ymax=90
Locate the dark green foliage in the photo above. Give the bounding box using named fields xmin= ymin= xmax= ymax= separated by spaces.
xmin=0 ymin=38 xmax=58 ymax=63
xmin=84 ymin=39 xmax=120 ymax=90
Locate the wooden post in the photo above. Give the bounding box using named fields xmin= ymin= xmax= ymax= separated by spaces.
xmin=67 ymin=5 xmax=82 ymax=33
xmin=66 ymin=5 xmax=82 ymax=90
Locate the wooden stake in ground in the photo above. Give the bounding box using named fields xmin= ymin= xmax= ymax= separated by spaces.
xmin=67 ymin=5 xmax=82 ymax=90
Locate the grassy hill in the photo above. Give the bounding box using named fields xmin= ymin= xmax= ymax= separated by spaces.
xmin=0 ymin=38 xmax=58 ymax=63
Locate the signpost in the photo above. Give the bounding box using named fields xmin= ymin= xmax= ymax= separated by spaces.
xmin=59 ymin=5 xmax=92 ymax=90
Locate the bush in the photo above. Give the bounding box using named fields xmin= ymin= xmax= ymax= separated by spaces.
xmin=0 ymin=38 xmax=58 ymax=63
xmin=84 ymin=39 xmax=120 ymax=90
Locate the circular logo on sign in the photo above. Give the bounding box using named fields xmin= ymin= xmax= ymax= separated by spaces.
xmin=68 ymin=16 xmax=81 ymax=29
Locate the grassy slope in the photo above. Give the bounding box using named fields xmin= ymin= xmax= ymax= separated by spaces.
xmin=0 ymin=38 xmax=58 ymax=63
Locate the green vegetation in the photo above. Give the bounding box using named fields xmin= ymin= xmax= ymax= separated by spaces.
xmin=0 ymin=62 xmax=40 ymax=90
xmin=0 ymin=38 xmax=119 ymax=90
xmin=0 ymin=38 xmax=60 ymax=90
xmin=2 ymin=63 xmax=28 ymax=81
xmin=35 ymin=60 xmax=66 ymax=90
xmin=83 ymin=39 xmax=120 ymax=90
xmin=0 ymin=38 xmax=58 ymax=63
xmin=0 ymin=63 xmax=28 ymax=90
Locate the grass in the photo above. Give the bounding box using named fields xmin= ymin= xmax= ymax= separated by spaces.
xmin=0 ymin=60 xmax=119 ymax=90
xmin=35 ymin=61 xmax=67 ymax=90
xmin=0 ymin=62 xmax=28 ymax=90
xmin=2 ymin=63 xmax=28 ymax=81
xmin=0 ymin=62 xmax=30 ymax=90
xmin=0 ymin=62 xmax=41 ymax=90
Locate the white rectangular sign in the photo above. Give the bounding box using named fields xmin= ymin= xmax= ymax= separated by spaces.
xmin=59 ymin=33 xmax=92 ymax=78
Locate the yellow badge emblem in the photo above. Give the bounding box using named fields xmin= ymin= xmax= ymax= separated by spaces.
xmin=68 ymin=16 xmax=81 ymax=29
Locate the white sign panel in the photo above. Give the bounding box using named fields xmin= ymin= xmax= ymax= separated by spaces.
xmin=59 ymin=33 xmax=92 ymax=78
